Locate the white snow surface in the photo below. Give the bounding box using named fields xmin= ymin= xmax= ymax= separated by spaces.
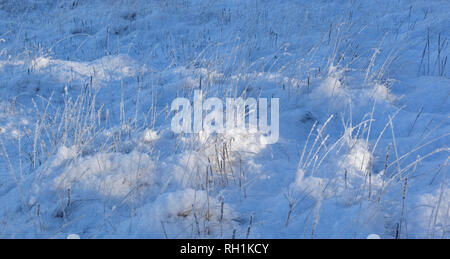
xmin=0 ymin=0 xmax=448 ymax=238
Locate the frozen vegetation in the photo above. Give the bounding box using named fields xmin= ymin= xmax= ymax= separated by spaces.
xmin=0 ymin=0 xmax=448 ymax=238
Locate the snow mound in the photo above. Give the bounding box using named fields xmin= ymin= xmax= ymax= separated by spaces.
xmin=138 ymin=189 xmax=238 ymax=238
xmin=32 ymin=54 xmax=140 ymax=83
xmin=410 ymin=186 xmax=449 ymax=238
xmin=53 ymin=151 xmax=155 ymax=198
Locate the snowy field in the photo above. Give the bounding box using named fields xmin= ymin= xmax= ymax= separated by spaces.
xmin=0 ymin=0 xmax=448 ymax=239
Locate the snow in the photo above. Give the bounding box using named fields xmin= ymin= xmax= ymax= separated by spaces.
xmin=0 ymin=0 xmax=448 ymax=239
xmin=367 ymin=234 xmax=381 ymax=239
xmin=52 ymin=151 xmax=155 ymax=198
xmin=133 ymin=189 xmax=237 ymax=238
xmin=29 ymin=55 xmax=140 ymax=83
xmin=67 ymin=234 xmax=80 ymax=239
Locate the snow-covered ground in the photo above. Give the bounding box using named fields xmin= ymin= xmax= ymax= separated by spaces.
xmin=0 ymin=0 xmax=448 ymax=239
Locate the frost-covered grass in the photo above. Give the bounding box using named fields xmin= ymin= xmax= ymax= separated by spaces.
xmin=0 ymin=0 xmax=448 ymax=238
